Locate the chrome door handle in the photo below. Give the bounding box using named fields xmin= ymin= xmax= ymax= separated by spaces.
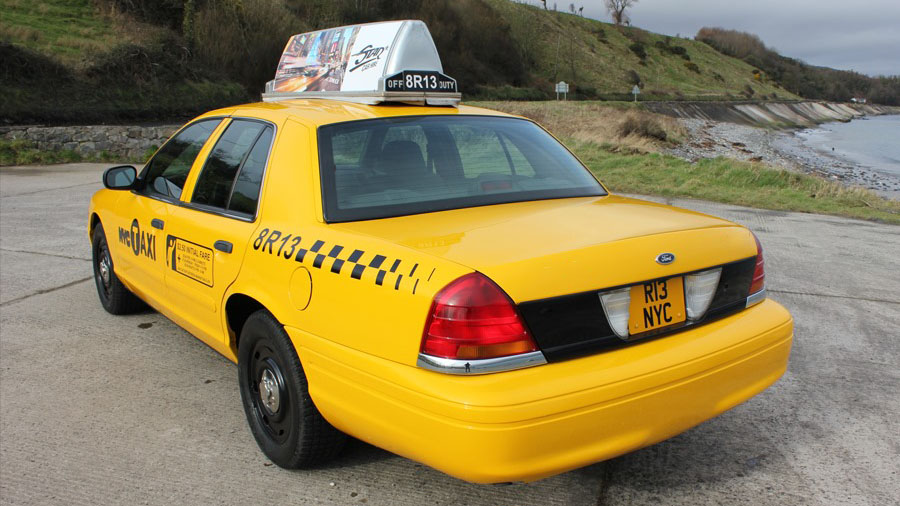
xmin=214 ymin=240 xmax=233 ymax=254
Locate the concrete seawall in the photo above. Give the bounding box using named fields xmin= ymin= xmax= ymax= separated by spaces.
xmin=644 ymin=101 xmax=900 ymax=128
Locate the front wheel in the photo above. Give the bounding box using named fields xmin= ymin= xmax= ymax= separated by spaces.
xmin=238 ymin=310 xmax=346 ymax=468
xmin=91 ymin=223 xmax=144 ymax=315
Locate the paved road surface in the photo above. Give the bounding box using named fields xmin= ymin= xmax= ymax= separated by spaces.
xmin=1 ymin=164 xmax=897 ymax=505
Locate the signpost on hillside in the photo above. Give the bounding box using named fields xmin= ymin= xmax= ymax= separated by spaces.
xmin=556 ymin=81 xmax=569 ymax=101
xmin=632 ymin=85 xmax=641 ymax=102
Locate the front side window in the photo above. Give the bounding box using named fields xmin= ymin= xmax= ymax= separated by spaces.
xmin=142 ymin=119 xmax=221 ymax=200
xmin=318 ymin=115 xmax=605 ymax=222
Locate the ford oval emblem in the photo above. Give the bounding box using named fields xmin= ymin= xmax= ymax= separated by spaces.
xmin=656 ymin=252 xmax=675 ymax=265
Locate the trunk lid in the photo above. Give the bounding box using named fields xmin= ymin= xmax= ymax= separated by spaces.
xmin=335 ymin=195 xmax=757 ymax=301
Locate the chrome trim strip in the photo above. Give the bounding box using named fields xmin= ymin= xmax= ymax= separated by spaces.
xmin=416 ymin=351 xmax=547 ymax=375
xmin=746 ymin=288 xmax=767 ymax=308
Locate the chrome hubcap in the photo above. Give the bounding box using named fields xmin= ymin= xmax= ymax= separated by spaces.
xmin=259 ymin=368 xmax=280 ymax=414
xmin=98 ymin=254 xmax=111 ymax=287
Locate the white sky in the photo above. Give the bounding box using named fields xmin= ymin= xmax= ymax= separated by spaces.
xmin=526 ymin=0 xmax=900 ymax=76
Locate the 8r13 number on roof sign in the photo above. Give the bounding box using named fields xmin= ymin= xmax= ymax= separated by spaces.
xmin=385 ymin=71 xmax=457 ymax=93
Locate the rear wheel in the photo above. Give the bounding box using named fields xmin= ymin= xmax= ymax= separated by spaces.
xmin=92 ymin=223 xmax=144 ymax=314
xmin=238 ymin=310 xmax=346 ymax=468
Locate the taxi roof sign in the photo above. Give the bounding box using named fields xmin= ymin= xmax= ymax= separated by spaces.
xmin=262 ymin=20 xmax=461 ymax=107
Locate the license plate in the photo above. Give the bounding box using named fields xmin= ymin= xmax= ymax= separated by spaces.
xmin=628 ymin=277 xmax=686 ymax=335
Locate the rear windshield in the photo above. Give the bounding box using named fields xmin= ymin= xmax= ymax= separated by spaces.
xmin=317 ymin=115 xmax=605 ymax=222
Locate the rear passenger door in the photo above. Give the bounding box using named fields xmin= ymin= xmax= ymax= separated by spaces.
xmin=162 ymin=118 xmax=276 ymax=347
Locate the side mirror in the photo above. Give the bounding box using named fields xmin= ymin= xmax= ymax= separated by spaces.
xmin=102 ymin=165 xmax=137 ymax=190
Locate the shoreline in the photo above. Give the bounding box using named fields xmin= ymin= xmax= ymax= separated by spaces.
xmin=667 ymin=117 xmax=900 ymax=200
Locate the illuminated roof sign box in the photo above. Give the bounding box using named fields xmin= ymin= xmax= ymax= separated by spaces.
xmin=262 ymin=20 xmax=461 ymax=107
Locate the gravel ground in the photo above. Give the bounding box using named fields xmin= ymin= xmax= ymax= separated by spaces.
xmin=668 ymin=118 xmax=900 ymax=200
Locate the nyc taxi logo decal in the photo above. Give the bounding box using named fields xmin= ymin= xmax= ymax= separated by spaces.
xmin=252 ymin=228 xmax=433 ymax=294
xmin=118 ymin=219 xmax=156 ymax=260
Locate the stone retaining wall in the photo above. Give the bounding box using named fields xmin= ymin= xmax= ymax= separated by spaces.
xmin=0 ymin=124 xmax=180 ymax=160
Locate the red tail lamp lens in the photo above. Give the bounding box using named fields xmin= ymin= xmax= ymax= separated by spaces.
xmin=750 ymin=233 xmax=765 ymax=294
xmin=421 ymin=273 xmax=538 ymax=360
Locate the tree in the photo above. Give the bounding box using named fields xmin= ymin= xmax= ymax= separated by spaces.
xmin=540 ymin=0 xmax=547 ymax=9
xmin=605 ymin=0 xmax=638 ymax=26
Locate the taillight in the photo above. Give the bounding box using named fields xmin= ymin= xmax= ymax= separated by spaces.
xmin=749 ymin=233 xmax=765 ymax=294
xmin=421 ymin=273 xmax=539 ymax=360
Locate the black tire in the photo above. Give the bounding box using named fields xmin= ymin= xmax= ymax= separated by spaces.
xmin=238 ymin=310 xmax=346 ymax=468
xmin=92 ymin=223 xmax=145 ymax=315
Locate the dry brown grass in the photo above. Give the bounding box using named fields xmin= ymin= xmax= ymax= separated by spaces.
xmin=469 ymin=101 xmax=686 ymax=153
xmin=0 ymin=23 xmax=42 ymax=43
xmin=56 ymin=35 xmax=105 ymax=52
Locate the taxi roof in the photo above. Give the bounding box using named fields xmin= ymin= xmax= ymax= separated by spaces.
xmin=199 ymin=100 xmax=517 ymax=129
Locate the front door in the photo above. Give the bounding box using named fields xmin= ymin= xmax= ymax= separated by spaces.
xmin=163 ymin=119 xmax=276 ymax=347
xmin=111 ymin=118 xmax=225 ymax=306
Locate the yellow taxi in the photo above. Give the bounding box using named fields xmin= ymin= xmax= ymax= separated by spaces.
xmin=87 ymin=21 xmax=792 ymax=483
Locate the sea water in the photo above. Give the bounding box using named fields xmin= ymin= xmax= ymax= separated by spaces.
xmin=797 ymin=114 xmax=900 ymax=177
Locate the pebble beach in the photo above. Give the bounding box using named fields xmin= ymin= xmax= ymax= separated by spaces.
xmin=668 ymin=117 xmax=900 ymax=200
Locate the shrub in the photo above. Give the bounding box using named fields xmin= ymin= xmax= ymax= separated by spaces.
xmin=192 ymin=0 xmax=299 ymax=89
xmin=0 ymin=42 xmax=73 ymax=84
xmin=628 ymin=42 xmax=647 ymax=61
xmin=683 ymin=61 xmax=700 ymax=73
xmin=623 ymin=27 xmax=649 ymax=44
xmin=654 ymin=40 xmax=689 ymax=60
xmin=93 ymin=0 xmax=184 ymax=29
xmin=576 ymin=85 xmax=598 ymax=99
xmin=626 ymin=69 xmax=642 ymax=87
xmin=83 ymin=32 xmax=197 ymax=85
xmin=617 ymin=111 xmax=669 ymax=141
xmin=470 ymin=85 xmax=549 ymax=101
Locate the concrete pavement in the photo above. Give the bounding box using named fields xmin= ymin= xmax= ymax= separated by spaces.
xmin=1 ymin=164 xmax=897 ymax=505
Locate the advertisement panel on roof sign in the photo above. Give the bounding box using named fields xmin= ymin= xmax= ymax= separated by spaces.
xmin=273 ymin=21 xmax=403 ymax=93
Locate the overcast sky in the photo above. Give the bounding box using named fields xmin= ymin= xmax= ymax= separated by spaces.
xmin=530 ymin=0 xmax=900 ymax=76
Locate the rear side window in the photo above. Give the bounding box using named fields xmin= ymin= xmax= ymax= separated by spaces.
xmin=142 ymin=119 xmax=221 ymax=199
xmin=228 ymin=127 xmax=274 ymax=215
xmin=191 ymin=120 xmax=274 ymax=217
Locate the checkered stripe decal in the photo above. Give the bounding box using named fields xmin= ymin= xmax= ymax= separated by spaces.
xmin=251 ymin=228 xmax=433 ymax=293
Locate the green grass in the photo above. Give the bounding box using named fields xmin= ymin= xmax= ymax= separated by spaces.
xmin=0 ymin=0 xmax=123 ymax=62
xmin=572 ymin=140 xmax=900 ymax=225
xmin=486 ymin=0 xmax=798 ymax=99
xmin=0 ymin=139 xmax=120 ymax=166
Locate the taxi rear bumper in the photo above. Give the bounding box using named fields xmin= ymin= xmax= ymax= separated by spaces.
xmin=287 ymin=298 xmax=793 ymax=484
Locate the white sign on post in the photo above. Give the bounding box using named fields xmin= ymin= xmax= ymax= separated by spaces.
xmin=632 ymin=85 xmax=641 ymax=102
xmin=555 ymin=81 xmax=569 ymax=100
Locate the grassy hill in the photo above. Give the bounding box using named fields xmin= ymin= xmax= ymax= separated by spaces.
xmin=484 ymin=0 xmax=794 ymax=100
xmin=1 ymin=0 xmax=797 ymax=124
